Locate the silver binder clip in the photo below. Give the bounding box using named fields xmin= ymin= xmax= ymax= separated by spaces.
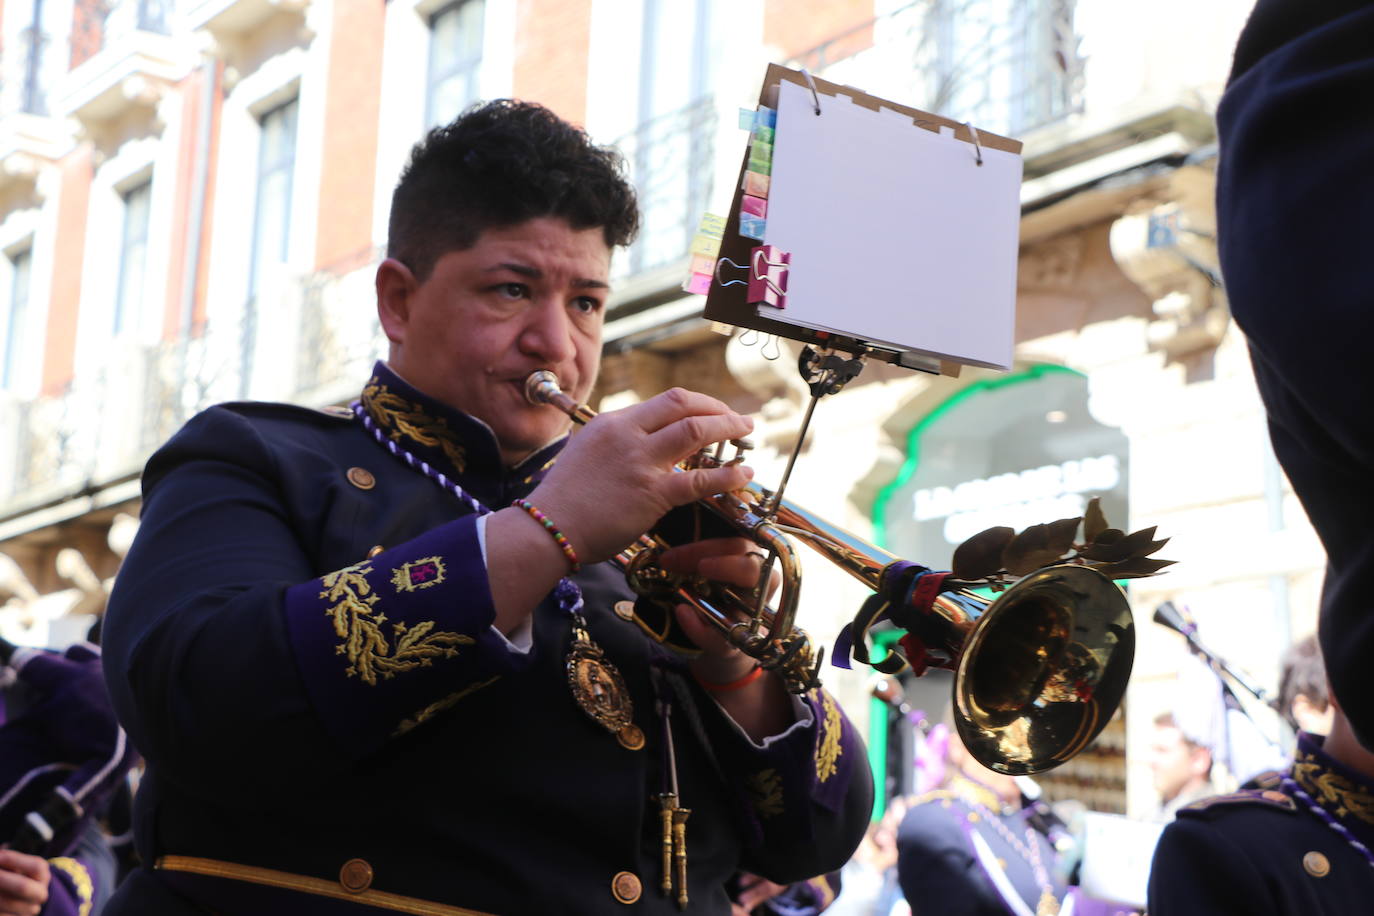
xmin=714 ymin=257 xmax=748 ymax=288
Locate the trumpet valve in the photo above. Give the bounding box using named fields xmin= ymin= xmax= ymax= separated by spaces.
xmin=725 ymin=437 xmax=754 ymax=467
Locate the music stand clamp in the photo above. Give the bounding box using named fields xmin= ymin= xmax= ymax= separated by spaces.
xmin=760 ymin=345 xmax=869 ymax=516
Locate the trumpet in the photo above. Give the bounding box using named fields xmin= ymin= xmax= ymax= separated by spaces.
xmin=525 ymin=371 xmax=1134 ymax=775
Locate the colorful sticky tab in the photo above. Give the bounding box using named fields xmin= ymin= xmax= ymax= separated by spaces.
xmin=754 ymin=107 xmax=777 ymax=129
xmin=690 ymin=233 xmax=721 ymax=258
xmin=743 ymin=171 xmax=771 ymax=198
xmin=739 ymin=108 xmax=757 ymax=130
xmin=689 ymin=254 xmax=715 ymax=276
xmin=739 ymin=215 xmax=767 ymax=241
xmin=753 ymin=125 xmax=775 ymax=145
xmin=750 ymin=138 xmax=773 ymax=162
xmin=748 ymin=245 xmax=789 ymax=309
xmin=683 ymin=272 xmax=713 ymax=295
xmin=698 ymin=212 xmax=727 ymax=239
xmin=747 ymin=156 xmax=772 ymax=176
xmin=741 ymin=195 xmax=768 ymax=219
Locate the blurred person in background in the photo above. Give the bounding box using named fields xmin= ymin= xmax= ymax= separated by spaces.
xmin=0 ymin=639 xmax=137 ymax=915
xmin=1148 ymin=669 xmax=1374 ymax=912
xmin=1276 ymin=634 xmax=1332 ymax=738
xmin=895 ymin=717 xmax=1065 ymax=916
xmin=1148 ymin=712 xmax=1215 ymax=822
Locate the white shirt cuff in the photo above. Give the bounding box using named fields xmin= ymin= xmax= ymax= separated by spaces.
xmin=711 ymin=690 xmax=814 ymax=749
xmin=476 ymin=514 xmax=533 ymax=654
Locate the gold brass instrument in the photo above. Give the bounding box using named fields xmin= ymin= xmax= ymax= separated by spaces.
xmin=524 ymin=370 xmax=1136 ymax=775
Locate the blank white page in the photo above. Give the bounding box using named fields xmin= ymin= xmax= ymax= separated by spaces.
xmin=764 ymin=80 xmax=1023 ymax=369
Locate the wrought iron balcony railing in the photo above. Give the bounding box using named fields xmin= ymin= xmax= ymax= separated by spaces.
xmin=613 ymin=96 xmax=717 ymax=279
xmin=789 ymin=0 xmax=1084 ymax=139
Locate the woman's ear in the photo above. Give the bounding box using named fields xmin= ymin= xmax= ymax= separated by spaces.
xmin=376 ymin=258 xmax=418 ymax=346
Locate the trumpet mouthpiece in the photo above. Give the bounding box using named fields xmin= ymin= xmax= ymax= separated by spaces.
xmin=524 ymin=370 xmax=562 ymax=406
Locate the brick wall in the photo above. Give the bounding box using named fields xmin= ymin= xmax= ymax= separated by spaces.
xmin=763 ymin=0 xmax=874 ymax=63
xmin=69 ymin=0 xmax=105 ymax=70
xmin=512 ymin=0 xmax=592 ymax=125
xmin=42 ymin=147 xmax=93 ymax=394
xmin=314 ymin=0 xmax=386 ymax=271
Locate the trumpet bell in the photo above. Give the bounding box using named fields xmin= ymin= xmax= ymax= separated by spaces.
xmin=953 ymin=565 xmax=1135 ymax=775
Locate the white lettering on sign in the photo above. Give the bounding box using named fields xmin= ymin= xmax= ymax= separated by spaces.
xmin=911 ymin=455 xmax=1122 ymax=545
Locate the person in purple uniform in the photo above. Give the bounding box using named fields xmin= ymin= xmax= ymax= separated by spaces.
xmin=100 ymin=100 xmax=872 ymax=915
xmin=0 ymin=640 xmax=135 ymax=915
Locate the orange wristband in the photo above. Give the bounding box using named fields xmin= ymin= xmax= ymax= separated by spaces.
xmin=694 ymin=665 xmax=764 ymax=693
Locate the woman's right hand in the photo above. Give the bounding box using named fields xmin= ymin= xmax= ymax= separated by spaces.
xmin=524 ymin=387 xmax=756 ymax=565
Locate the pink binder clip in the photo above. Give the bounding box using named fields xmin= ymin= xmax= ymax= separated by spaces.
xmin=748 ymin=245 xmax=790 ymax=309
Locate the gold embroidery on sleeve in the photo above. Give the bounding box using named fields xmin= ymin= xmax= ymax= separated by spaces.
xmin=48 ymin=856 xmax=94 ymax=916
xmin=362 ymin=382 xmax=468 ymax=471
xmin=746 ymin=768 xmax=785 ymax=819
xmin=393 ymin=676 xmax=502 ymax=737
xmin=815 ymin=689 xmax=843 ymax=783
xmin=391 ymin=556 xmax=448 ymax=592
xmin=321 ymin=562 xmax=474 ymax=685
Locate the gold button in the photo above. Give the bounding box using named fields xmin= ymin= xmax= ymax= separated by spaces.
xmin=617 ymin=724 xmax=645 ymax=751
xmin=1303 ymin=851 xmax=1330 ymax=878
xmin=339 ymin=858 xmax=373 ymax=893
xmin=614 ymin=600 xmax=636 ymax=621
xmin=367 ymin=545 xmax=385 ymax=558
xmin=611 ymin=871 xmax=641 ymax=904
xmin=347 ymin=467 xmax=376 ymax=490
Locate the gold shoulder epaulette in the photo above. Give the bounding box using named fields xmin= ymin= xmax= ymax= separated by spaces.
xmin=1177 ymin=788 xmax=1296 ymax=818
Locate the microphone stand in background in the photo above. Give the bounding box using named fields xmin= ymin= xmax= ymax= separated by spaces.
xmin=1153 ymin=601 xmax=1272 ymax=706
xmin=1154 ymin=604 xmax=1269 ymax=708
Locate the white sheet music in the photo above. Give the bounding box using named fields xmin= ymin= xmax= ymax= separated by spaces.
xmin=764 ymin=80 xmax=1023 ymax=369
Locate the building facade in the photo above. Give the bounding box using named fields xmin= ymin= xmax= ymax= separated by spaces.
xmin=0 ymin=0 xmax=1319 ymax=821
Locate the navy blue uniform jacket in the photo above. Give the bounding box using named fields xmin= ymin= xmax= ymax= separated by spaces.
xmin=100 ymin=364 xmax=872 ymax=915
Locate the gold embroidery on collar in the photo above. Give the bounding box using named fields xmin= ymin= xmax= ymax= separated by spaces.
xmin=392 ymin=556 xmax=447 ymax=592
xmin=393 ymin=675 xmax=501 ymax=737
xmin=949 ymin=774 xmax=1006 ymax=813
xmin=49 ymin=857 xmax=94 ymax=916
xmin=747 ymin=768 xmax=785 ymax=819
xmin=1294 ymin=751 xmax=1374 ymax=823
xmin=815 ymin=689 xmax=843 ymax=782
xmin=320 ymin=562 xmax=474 ymax=685
xmin=362 ymin=382 xmax=468 ymax=471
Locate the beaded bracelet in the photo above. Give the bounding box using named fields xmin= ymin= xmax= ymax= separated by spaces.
xmin=510 ymin=499 xmax=581 ymax=573
xmin=693 ymin=665 xmax=764 ymax=693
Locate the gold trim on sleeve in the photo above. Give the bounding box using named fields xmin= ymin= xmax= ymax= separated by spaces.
xmin=48 ymin=857 xmax=94 ymax=916
xmin=156 ymin=855 xmax=498 ymax=916
xmin=321 ymin=562 xmax=474 ymax=685
xmin=815 ymin=690 xmax=843 ymax=782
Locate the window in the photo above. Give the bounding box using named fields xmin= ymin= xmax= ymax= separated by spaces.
xmin=2 ymin=247 xmax=33 ymax=389
xmin=114 ymin=180 xmax=152 ymax=336
xmin=248 ymin=97 xmax=299 ymax=301
xmin=926 ymin=0 xmax=1080 ymax=136
xmin=619 ymin=0 xmax=715 ymax=275
xmin=426 ymin=0 xmax=484 ymax=129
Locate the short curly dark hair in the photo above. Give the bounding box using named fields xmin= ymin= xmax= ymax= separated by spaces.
xmin=387 ymin=100 xmax=640 ymax=281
